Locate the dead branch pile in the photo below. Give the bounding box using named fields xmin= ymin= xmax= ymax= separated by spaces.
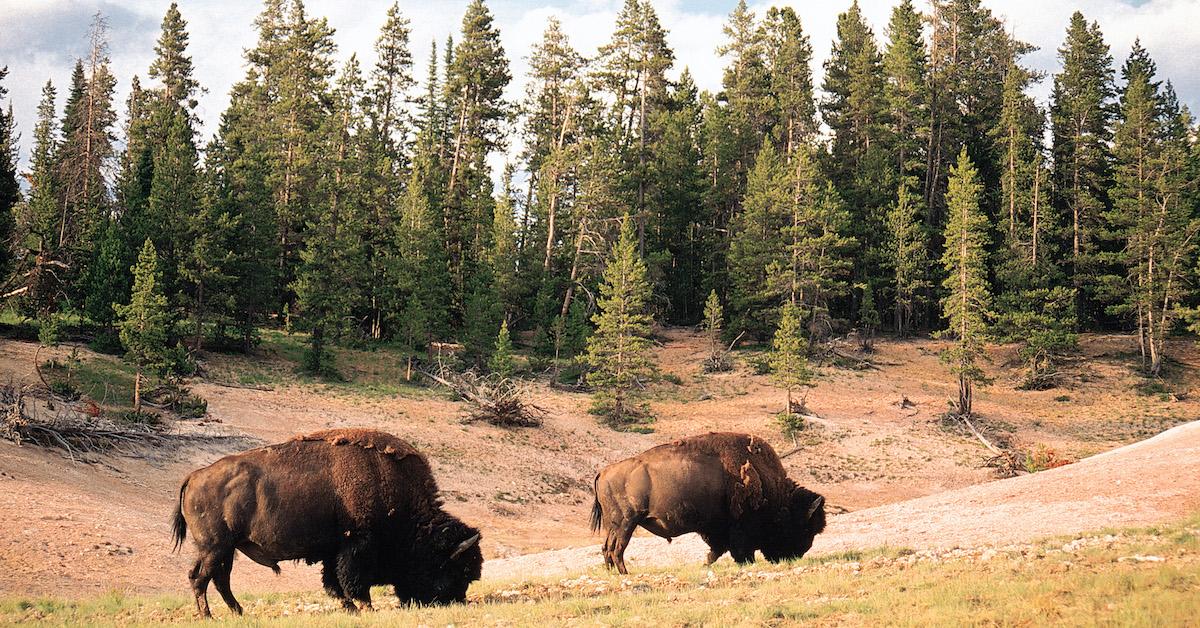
xmin=422 ymin=366 xmax=545 ymax=428
xmin=1 ymin=382 xmax=248 ymax=462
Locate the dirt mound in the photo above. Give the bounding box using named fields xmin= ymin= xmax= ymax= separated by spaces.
xmin=484 ymin=420 xmax=1200 ymax=579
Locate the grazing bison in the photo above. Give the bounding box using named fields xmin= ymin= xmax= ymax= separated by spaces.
xmin=591 ymin=432 xmax=825 ymax=573
xmin=171 ymin=429 xmax=482 ymax=617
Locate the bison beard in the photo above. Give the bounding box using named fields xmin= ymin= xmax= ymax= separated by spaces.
xmin=592 ymin=432 xmax=826 ymax=574
xmin=171 ymin=429 xmax=483 ymax=617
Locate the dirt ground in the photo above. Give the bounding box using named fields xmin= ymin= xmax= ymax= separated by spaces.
xmin=0 ymin=329 xmax=1197 ymax=598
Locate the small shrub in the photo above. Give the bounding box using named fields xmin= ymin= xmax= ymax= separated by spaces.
xmin=88 ymin=329 xmax=124 ymax=355
xmin=748 ymin=354 xmax=772 ymax=375
xmin=776 ymin=411 xmax=807 ymax=440
xmin=115 ymin=410 xmax=161 ymax=426
xmin=1021 ymin=444 xmax=1073 ymax=473
xmin=48 ymin=380 xmax=80 ymax=401
xmin=1054 ymin=395 xmax=1072 ymax=402
xmin=661 ymin=373 xmax=683 ymax=385
xmin=527 ymin=356 xmax=553 ymax=373
xmin=702 ymin=353 xmax=733 ymax=373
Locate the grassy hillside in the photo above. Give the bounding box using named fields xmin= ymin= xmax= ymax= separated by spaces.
xmin=5 ymin=515 xmax=1197 ymax=627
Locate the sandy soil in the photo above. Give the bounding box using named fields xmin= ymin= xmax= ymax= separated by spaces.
xmin=0 ymin=329 xmax=1196 ymax=598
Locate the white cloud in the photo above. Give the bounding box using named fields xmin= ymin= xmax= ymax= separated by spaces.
xmin=1 ymin=0 xmax=1197 ymax=177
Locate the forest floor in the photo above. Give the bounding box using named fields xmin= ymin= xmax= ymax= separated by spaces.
xmin=0 ymin=327 xmax=1197 ymax=601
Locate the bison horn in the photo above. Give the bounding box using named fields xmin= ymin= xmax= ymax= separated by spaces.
xmin=450 ymin=533 xmax=481 ymax=560
xmin=806 ymin=495 xmax=825 ymax=519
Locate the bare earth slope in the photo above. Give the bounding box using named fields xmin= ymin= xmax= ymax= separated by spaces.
xmin=486 ymin=419 xmax=1200 ymax=579
xmin=0 ymin=331 xmax=1197 ymax=598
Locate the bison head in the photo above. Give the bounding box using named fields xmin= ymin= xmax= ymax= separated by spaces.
xmin=761 ymin=486 xmax=826 ymax=563
xmin=396 ymin=517 xmax=483 ymax=606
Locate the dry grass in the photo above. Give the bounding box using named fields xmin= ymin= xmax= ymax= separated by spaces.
xmin=4 ymin=516 xmax=1197 ymax=627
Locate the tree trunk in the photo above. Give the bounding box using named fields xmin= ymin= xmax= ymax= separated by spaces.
xmin=133 ymin=369 xmax=142 ymax=415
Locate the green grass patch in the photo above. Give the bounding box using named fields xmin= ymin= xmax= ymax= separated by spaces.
xmin=5 ymin=516 xmax=1200 ymax=626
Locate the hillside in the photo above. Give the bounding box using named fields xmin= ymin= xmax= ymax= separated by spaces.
xmin=0 ymin=329 xmax=1197 ymax=599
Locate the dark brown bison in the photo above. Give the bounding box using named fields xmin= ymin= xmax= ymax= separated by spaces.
xmin=171 ymin=429 xmax=482 ymax=617
xmin=590 ymin=432 xmax=825 ymax=574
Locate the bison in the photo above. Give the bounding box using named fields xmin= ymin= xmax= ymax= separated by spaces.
xmin=591 ymin=432 xmax=825 ymax=574
xmin=171 ymin=429 xmax=482 ymax=617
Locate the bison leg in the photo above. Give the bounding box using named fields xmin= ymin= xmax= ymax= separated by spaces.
xmin=729 ymin=527 xmax=756 ymax=565
xmin=211 ymin=553 xmax=243 ymax=616
xmin=188 ymin=550 xmax=224 ymax=618
xmin=700 ymin=532 xmax=728 ymax=565
xmin=335 ymin=540 xmax=375 ymax=611
xmin=610 ymin=517 xmax=640 ymax=575
xmin=321 ymin=559 xmax=358 ymax=612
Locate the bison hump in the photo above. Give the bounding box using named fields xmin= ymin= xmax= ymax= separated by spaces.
xmin=291 ymin=429 xmax=425 ymax=465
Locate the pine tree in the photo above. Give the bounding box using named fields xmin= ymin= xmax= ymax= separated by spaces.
xmin=881 ymin=0 xmax=929 ymax=181
xmin=58 ymin=15 xmax=118 ymax=297
xmin=391 ymin=166 xmax=450 ymax=349
xmin=21 ymin=81 xmax=62 ymax=317
xmin=488 ymin=320 xmax=514 ymax=376
xmin=147 ymin=103 xmax=199 ymax=307
xmin=1106 ymin=48 xmax=1197 ymax=374
xmin=728 ymin=140 xmax=789 ymax=336
xmin=206 ymin=73 xmax=278 ymax=351
xmin=858 ymin=282 xmax=881 ymax=350
xmin=886 ymin=181 xmax=930 ymax=337
xmin=937 ymin=149 xmax=992 ymax=417
xmin=80 ymin=219 xmax=130 ymax=335
xmin=115 ymin=240 xmax=172 ymax=414
xmin=770 ymin=300 xmax=811 ymax=415
xmin=764 ymin=7 xmax=816 ymax=153
xmin=992 ymin=61 xmax=1077 ymax=387
xmin=0 ymin=68 xmax=19 ymax=284
xmin=703 ymin=289 xmax=724 ymax=360
xmin=822 ymin=1 xmax=890 ymax=309
xmin=443 ymin=0 xmax=510 ymax=313
xmin=1051 ymin=12 xmax=1115 ymax=323
xmin=585 ymin=217 xmax=655 ymax=426
xmin=772 ymin=148 xmax=855 ymax=338
xmin=648 ymin=71 xmax=707 ymax=324
xmin=716 ymin=0 xmax=771 ymax=190
xmin=149 ymin=2 xmax=200 ymax=111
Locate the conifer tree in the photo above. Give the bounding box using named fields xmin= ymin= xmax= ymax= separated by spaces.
xmin=649 ymin=71 xmax=707 ymax=324
xmin=149 ymin=2 xmax=200 ymax=112
xmin=1051 ymin=12 xmax=1114 ymax=322
xmin=586 ymin=217 xmax=655 ymax=426
xmin=206 ymin=73 xmax=278 ymax=351
xmin=763 ymin=7 xmax=816 ymax=153
xmin=115 ymin=240 xmax=172 ymax=414
xmin=822 ymin=1 xmax=889 ymax=306
xmin=80 ymin=219 xmax=130 ymax=336
xmin=770 ymin=300 xmax=811 ymax=415
xmin=773 ymin=149 xmax=855 ymax=337
xmin=21 ymin=81 xmax=63 ymax=317
xmin=1106 ymin=47 xmax=1197 ymax=374
xmin=728 ymin=140 xmax=789 ymax=336
xmin=937 ymin=149 xmax=992 ymax=417
xmin=886 ymin=181 xmax=929 ymax=337
xmin=443 ymin=0 xmax=510 ymax=311
xmin=703 ymin=289 xmax=724 ymax=360
xmin=59 ymin=15 xmax=118 ymax=286
xmin=0 ymin=68 xmax=18 ymax=283
xmin=881 ymin=0 xmax=929 ymax=181
xmin=858 ymin=282 xmax=881 ymax=350
xmin=488 ymin=320 xmax=514 ymax=377
xmin=716 ymin=0 xmax=771 ymax=187
xmin=391 ymin=167 xmax=450 ymax=349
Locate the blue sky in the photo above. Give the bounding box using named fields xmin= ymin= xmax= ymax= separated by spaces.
xmin=2 ymin=0 xmax=1198 ymax=173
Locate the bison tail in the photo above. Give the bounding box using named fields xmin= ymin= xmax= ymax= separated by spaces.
xmin=171 ymin=479 xmax=188 ymax=552
xmin=589 ymin=473 xmax=603 ymax=533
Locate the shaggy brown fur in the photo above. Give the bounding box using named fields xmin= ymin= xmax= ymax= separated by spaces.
xmin=172 ymin=429 xmax=482 ymax=618
xmin=591 ymin=432 xmax=825 ymax=574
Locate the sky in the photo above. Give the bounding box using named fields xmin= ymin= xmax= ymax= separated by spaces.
xmin=1 ymin=0 xmax=1198 ymax=175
